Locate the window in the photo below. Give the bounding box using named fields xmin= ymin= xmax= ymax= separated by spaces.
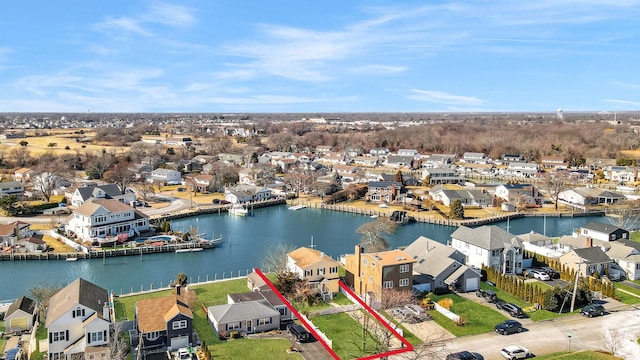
xmin=363 ymin=258 xmax=368 ymax=266
xmin=90 ymin=331 xmax=104 ymax=343
xmin=399 ymin=278 xmax=409 ymax=287
xmin=318 ymin=268 xmax=325 ymax=276
xmin=369 ymin=276 xmax=373 ymax=283
xmin=305 ymin=269 xmax=313 ymax=276
xmin=329 ymin=266 xmax=338 ymax=274
xmin=383 ymin=281 xmax=393 ymax=289
xmin=399 ymin=264 xmax=409 ymax=273
xmin=228 ymin=322 xmax=241 ymax=331
xmin=172 ymin=320 xmax=188 ymax=330
xmin=52 ymin=331 xmax=66 ymax=342
xmin=278 ymin=307 xmax=287 ymax=316
xmin=636 ymin=264 xmax=640 ymax=270
xmin=146 ymin=331 xmax=160 ymax=341
xmin=258 ymin=318 xmax=272 ymax=326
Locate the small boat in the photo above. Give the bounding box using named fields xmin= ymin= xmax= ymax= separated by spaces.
xmin=175 ymin=248 xmax=204 ymax=253
xmin=288 ymin=204 xmax=307 ymax=211
xmin=229 ymin=204 xmax=248 ymax=216
xmin=65 ymin=257 xmax=78 ymax=262
xmin=379 ymin=203 xmax=389 ymax=208
xmin=370 ymin=214 xmax=378 ymax=219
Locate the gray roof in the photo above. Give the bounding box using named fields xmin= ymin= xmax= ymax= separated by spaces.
xmin=6 ymin=296 xmax=36 ymax=317
xmin=557 ymin=235 xmax=610 ymax=250
xmin=47 ymin=278 xmax=109 ymax=326
xmin=516 ymin=232 xmax=552 ymax=245
xmin=404 ymin=236 xmax=458 ymax=276
xmin=450 ymin=225 xmax=522 ymax=250
xmin=76 ymin=184 xmax=123 ymax=201
xmin=207 ymin=300 xmax=279 ymax=324
xmin=573 ymin=247 xmax=612 ymax=264
xmin=605 ymin=242 xmax=638 ymax=260
xmin=581 ymin=221 xmax=626 ymax=234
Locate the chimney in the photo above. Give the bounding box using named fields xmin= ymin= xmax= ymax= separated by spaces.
xmin=586 ymin=237 xmax=593 ymax=248
xmin=176 ymin=284 xmax=181 ymax=296
xmin=103 ymin=301 xmax=110 ymax=321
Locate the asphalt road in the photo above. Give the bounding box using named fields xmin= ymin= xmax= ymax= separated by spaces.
xmin=440 ymin=302 xmax=640 ymax=360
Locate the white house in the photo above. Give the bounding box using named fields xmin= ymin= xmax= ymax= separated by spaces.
xmin=46 ymin=278 xmax=112 ymax=360
xmin=67 ymin=199 xmax=150 ymax=244
xmin=0 ymin=181 xmax=24 ymax=197
xmin=150 ymin=168 xmax=181 ymax=185
xmin=506 ymin=162 xmax=539 ymax=177
xmin=70 ymin=184 xmax=135 ymax=208
xmin=494 ymin=183 xmax=543 ymax=207
xmin=450 ymin=225 xmax=524 ymax=275
xmin=558 ymin=187 xmax=626 ymax=207
xmin=224 ymin=185 xmax=273 ymax=204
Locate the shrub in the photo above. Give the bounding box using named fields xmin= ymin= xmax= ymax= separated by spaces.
xmin=438 ymin=298 xmax=453 ymax=310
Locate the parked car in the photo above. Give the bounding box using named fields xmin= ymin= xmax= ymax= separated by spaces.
xmin=6 ymin=345 xmax=23 ymax=360
xmin=495 ymin=299 xmax=507 ymax=310
xmin=175 ymin=347 xmax=195 ymax=360
xmin=446 ymin=351 xmax=478 ymax=360
xmin=501 ymin=345 xmax=532 ymax=359
xmin=580 ymin=303 xmax=605 ymax=318
xmin=495 ymin=320 xmax=523 ymax=335
xmin=541 ymin=266 xmax=560 ymax=279
xmin=288 ymin=323 xmax=311 ymax=343
xmin=529 ymin=269 xmax=551 ymax=281
xmin=501 ymin=303 xmax=526 ymax=318
xmin=476 ymin=289 xmax=498 ymax=303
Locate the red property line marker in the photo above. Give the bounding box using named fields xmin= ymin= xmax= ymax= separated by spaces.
xmin=254 ymin=268 xmax=414 ymax=360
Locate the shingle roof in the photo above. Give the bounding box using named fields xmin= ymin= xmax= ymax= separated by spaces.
xmin=581 ymin=222 xmax=624 ymax=234
xmin=76 ymin=184 xmax=123 ymax=201
xmin=46 ymin=278 xmax=109 ymax=326
xmin=288 ymin=247 xmax=340 ymax=269
xmin=207 ymin=300 xmax=279 ymax=324
xmin=365 ymin=249 xmax=414 ymax=266
xmin=451 ymin=225 xmax=521 ymax=250
xmin=573 ymin=247 xmax=612 ymax=264
xmin=6 ymin=296 xmax=36 ymax=317
xmin=74 ymin=198 xmax=136 ymax=217
xmin=136 ymin=294 xmax=193 ymax=333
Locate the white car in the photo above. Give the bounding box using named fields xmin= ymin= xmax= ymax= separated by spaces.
xmin=530 ymin=269 xmax=550 ymax=281
xmin=501 ymin=345 xmax=532 ymax=359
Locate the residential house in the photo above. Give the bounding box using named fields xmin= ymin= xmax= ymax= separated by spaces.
xmin=150 ymin=168 xmax=181 ymax=185
xmin=4 ymin=296 xmax=36 ymax=333
xmin=422 ymin=154 xmax=455 ymax=168
xmin=162 ymin=137 xmax=192 ymax=147
xmin=505 ymin=162 xmax=539 ymax=177
xmin=352 ymin=155 xmax=379 ymax=167
xmin=379 ymin=173 xmax=420 ymax=187
xmin=558 ymin=187 xmax=626 ymax=207
xmin=345 ymin=145 xmax=365 ymax=158
xmin=579 ymin=222 xmax=629 ymax=242
xmin=385 ymin=155 xmax=414 ymax=169
xmin=315 ymin=145 xmax=333 ymax=155
xmin=333 ymin=164 xmax=361 ymax=182
xmin=462 ymin=152 xmax=489 ymax=164
xmin=605 ymin=166 xmax=637 ymax=183
xmin=449 ymin=225 xmax=524 ymax=275
xmin=274 ymin=158 xmax=297 ymax=172
xmin=246 ymin=271 xmax=270 ymax=292
xmin=0 ymin=221 xmax=32 ymax=247
xmin=224 ymin=185 xmax=273 ymax=204
xmin=404 ymin=236 xmax=480 ymax=293
xmin=369 ymin=148 xmax=390 ymax=157
xmin=541 ymin=156 xmax=567 ymax=169
xmin=365 ymin=181 xmax=402 ymax=203
xmin=207 ymin=300 xmax=280 ymax=337
xmin=421 ymin=166 xmax=465 ymax=185
xmin=606 ymin=240 xmax=640 ymax=280
xmin=67 ymin=199 xmax=150 ymax=244
xmin=70 ymin=183 xmax=135 ymax=208
xmin=15 ymin=236 xmax=48 ymax=252
xmin=46 ymin=278 xmax=112 ymax=360
xmin=559 ymin=247 xmax=612 ymax=277
xmin=494 ymin=183 xmax=543 ymax=207
xmin=501 ymin=154 xmax=524 ymax=162
xmin=397 ymin=149 xmax=420 ymax=158
xmin=320 ymin=152 xmax=346 ymax=165
xmin=429 ymin=186 xmax=492 ymax=207
xmin=135 ymin=287 xmax=194 ymax=353
xmin=0 ymin=181 xmax=24 ymax=197
xmin=238 ymin=168 xmax=258 ymax=186
xmin=191 ymin=174 xmax=216 ymax=193
xmin=227 ymin=290 xmax=295 ymax=324
xmin=518 ymin=232 xmax=564 ymax=258
xmin=13 ymin=168 xmax=34 ymax=183
xmin=128 ymin=163 xmax=153 ymax=182
xmin=218 ymin=153 xmax=244 ymax=166
xmin=343 ymin=245 xmax=415 ymax=300
xmin=286 ymin=247 xmax=341 ymax=300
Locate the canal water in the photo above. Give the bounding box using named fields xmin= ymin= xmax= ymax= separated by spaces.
xmin=1 ymin=205 xmax=602 ymax=300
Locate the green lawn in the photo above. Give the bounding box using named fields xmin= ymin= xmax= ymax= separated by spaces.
xmin=528 ymin=280 xmax=554 ymax=292
xmin=209 ymin=338 xmax=301 ymax=360
xmin=534 ymin=350 xmax=621 ymax=359
xmin=629 ymin=231 xmax=640 ymax=242
xmin=0 ymin=321 xmax=5 ymax=354
xmin=29 ymin=322 xmax=49 ymax=360
xmin=312 ymin=312 xmax=380 ymax=359
xmin=429 ymin=293 xmax=508 ymax=336
xmin=332 ymin=293 xmax=353 ymax=306
xmin=613 ymin=283 xmax=640 ymax=304
xmin=480 ymin=283 xmax=570 ymax=321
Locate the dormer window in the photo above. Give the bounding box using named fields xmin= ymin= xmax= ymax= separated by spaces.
xmin=72 ymin=307 xmax=85 ymax=318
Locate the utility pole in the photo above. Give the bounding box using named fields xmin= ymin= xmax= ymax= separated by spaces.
xmin=570 ymin=262 xmax=582 ymax=313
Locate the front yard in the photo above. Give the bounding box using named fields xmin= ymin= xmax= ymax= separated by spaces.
xmin=429 ymin=293 xmax=508 ymax=336
xmin=209 ymin=338 xmax=301 ymax=360
xmin=479 ymin=283 xmax=570 ymax=321
xmin=613 ymin=282 xmax=640 ymax=304
xmin=312 ymin=312 xmax=381 ymax=359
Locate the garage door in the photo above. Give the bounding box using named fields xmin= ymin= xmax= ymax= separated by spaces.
xmin=465 ymin=277 xmax=479 ymax=292
xmin=170 ymin=336 xmax=189 ymax=351
xmin=10 ymin=317 xmax=27 ymax=331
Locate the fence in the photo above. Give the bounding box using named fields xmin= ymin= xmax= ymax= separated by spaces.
xmin=434 ymin=303 xmax=460 ymax=323
xmin=298 ymin=313 xmax=332 ymax=349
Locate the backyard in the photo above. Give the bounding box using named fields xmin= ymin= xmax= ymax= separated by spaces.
xmin=429 ymin=293 xmax=508 ymax=336
xmin=311 ymin=312 xmax=381 ymax=359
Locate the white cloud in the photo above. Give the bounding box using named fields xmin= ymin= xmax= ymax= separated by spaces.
xmin=407 ymin=89 xmax=484 ymax=106
xmin=93 ymin=17 xmax=153 ymax=36
xmin=604 ymin=99 xmax=640 ymax=107
xmin=351 ymin=65 xmax=407 ymax=74
xmin=142 ymin=3 xmax=197 ymax=27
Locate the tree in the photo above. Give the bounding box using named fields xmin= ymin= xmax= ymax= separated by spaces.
xmin=602 ymin=329 xmax=625 ymax=356
xmin=110 ymin=322 xmax=130 ymax=360
xmin=32 ymin=172 xmax=61 ymax=203
xmin=606 ymin=199 xmax=640 ymax=231
xmin=543 ymin=172 xmax=568 ymax=211
xmin=104 ymin=161 xmax=137 ymax=192
xmin=85 ymin=153 xmax=115 ymax=180
xmin=356 ymin=219 xmax=397 ymax=252
xmin=10 ymin=146 xmax=31 ymax=167
xmin=449 ymin=199 xmax=464 ymax=219
xmin=0 ymin=195 xmax=19 ymax=215
xmin=394 ymin=170 xmax=404 ymax=185
xmin=135 ymin=182 xmax=155 ymax=201
xmin=29 ymin=285 xmax=62 ymax=316
xmin=19 ymin=140 xmax=28 ymax=147
xmin=175 ymin=273 xmax=188 ymax=287
xmin=261 ymin=243 xmax=294 ymax=274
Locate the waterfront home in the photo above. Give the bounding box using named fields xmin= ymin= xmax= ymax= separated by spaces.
xmin=579 ymin=221 xmax=629 ymax=242
xmin=150 ymin=168 xmax=181 ymax=185
xmin=365 ymin=181 xmax=403 ymax=203
xmin=450 ymin=225 xmax=524 ymax=275
xmin=4 ymin=296 xmax=36 ymax=333
xmin=287 ymin=247 xmax=341 ymax=300
xmin=518 ymin=232 xmax=565 ymax=258
xmin=505 ymin=162 xmax=539 ymax=177
xmin=247 ymin=271 xmax=270 ymax=292
xmin=0 ymin=221 xmax=32 ymax=247
xmin=605 ymin=165 xmax=637 ymax=183
xmin=15 ymin=236 xmax=48 ymax=252
xmin=558 ymin=187 xmax=626 ymax=208
xmin=67 ymin=199 xmax=150 ymax=245
xmin=207 ymin=300 xmax=280 ymax=337
xmin=559 ymin=247 xmax=612 ymax=278
xmin=429 ymin=185 xmax=491 ymax=207
xmin=0 ymin=181 xmax=24 ymax=197
xmin=494 ymin=183 xmax=543 ymax=207
xmin=404 ymin=236 xmax=480 ymax=293
xmin=224 ymin=185 xmax=273 ymax=204
xmin=46 ymin=278 xmax=111 ymax=360
xmin=343 ymin=245 xmax=415 ymax=301
xmin=421 ymin=166 xmax=465 ymax=185
xmin=135 ymin=286 xmax=194 ymax=353
xmin=227 ymin=290 xmax=295 ymax=324
xmin=70 ymin=183 xmax=135 ymax=208
xmin=541 ymin=156 xmax=567 ymax=169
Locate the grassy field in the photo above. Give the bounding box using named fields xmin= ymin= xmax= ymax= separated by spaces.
xmin=209 ymin=338 xmax=301 ymax=360
xmin=0 ymin=129 xmax=129 ymax=157
xmin=429 ymin=293 xmax=508 ymax=336
xmin=613 ymin=283 xmax=640 ymax=304
xmin=534 ymin=350 xmax=621 ymax=359
xmin=311 ymin=312 xmax=380 ymax=359
xmin=480 ymin=283 xmax=570 ymax=321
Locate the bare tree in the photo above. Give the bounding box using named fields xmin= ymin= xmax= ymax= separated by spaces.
xmin=29 ymin=285 xmax=62 ymax=316
xmin=10 ymin=146 xmax=31 ymax=167
xmin=607 ymin=200 xmax=640 ymax=231
xmin=602 ymin=328 xmax=625 ymax=356
xmin=32 ymin=164 xmax=67 ymax=202
xmin=110 ymin=321 xmax=130 ymax=360
xmin=261 ymin=243 xmax=294 ymax=274
xmin=543 ymin=172 xmax=569 ymax=211
xmin=134 ymin=182 xmax=155 ymax=201
xmin=105 ymin=161 xmax=137 ymax=192
xmin=396 ymin=331 xmax=450 ymax=360
xmin=356 ymin=219 xmax=397 ymax=252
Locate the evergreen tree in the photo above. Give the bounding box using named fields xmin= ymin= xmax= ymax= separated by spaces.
xmin=450 ymin=199 xmax=465 ymax=220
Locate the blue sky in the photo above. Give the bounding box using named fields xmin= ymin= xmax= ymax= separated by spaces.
xmin=2 ymin=1 xmax=640 ymax=113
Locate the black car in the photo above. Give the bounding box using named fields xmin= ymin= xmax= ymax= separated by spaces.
xmin=475 ymin=289 xmax=498 ymax=303
xmin=288 ymin=323 xmax=311 ymax=343
xmin=541 ymin=266 xmax=560 ymax=279
xmin=495 ymin=299 xmax=507 ymax=310
xmin=581 ymin=304 xmax=605 ymax=317
xmin=445 ymin=351 xmax=478 ymax=360
xmin=494 ymin=319 xmax=523 ymax=335
xmin=501 ymin=303 xmax=526 ymax=318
